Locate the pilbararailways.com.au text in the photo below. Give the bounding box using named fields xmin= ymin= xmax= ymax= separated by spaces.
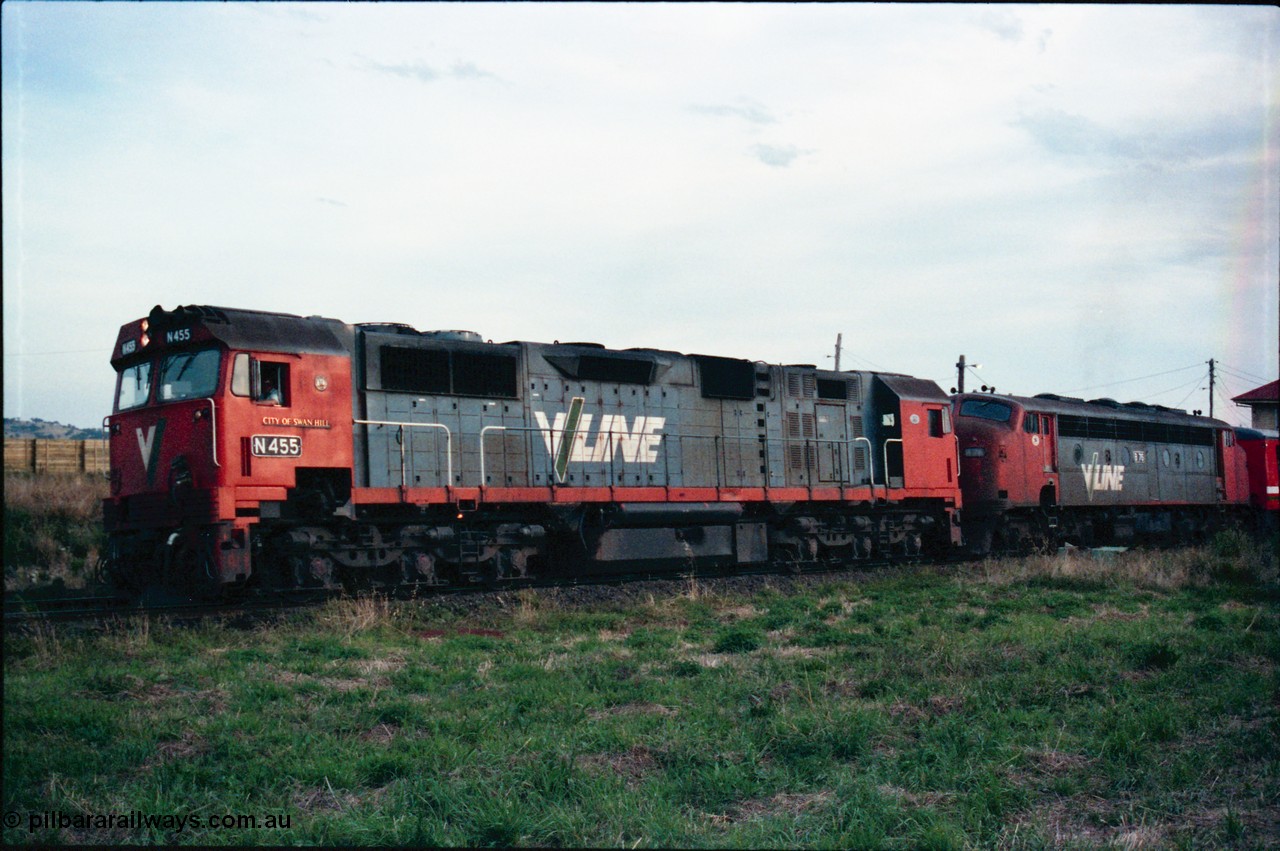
xmin=10 ymin=810 xmax=292 ymax=833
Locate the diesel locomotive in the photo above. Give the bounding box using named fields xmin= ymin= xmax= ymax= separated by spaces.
xmin=951 ymin=391 xmax=1264 ymax=552
xmin=103 ymin=304 xmax=963 ymax=594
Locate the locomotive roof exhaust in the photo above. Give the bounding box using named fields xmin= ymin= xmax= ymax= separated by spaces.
xmin=356 ymin=323 xmax=483 ymax=343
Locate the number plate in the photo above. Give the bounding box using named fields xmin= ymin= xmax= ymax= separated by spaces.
xmin=251 ymin=435 xmax=302 ymax=457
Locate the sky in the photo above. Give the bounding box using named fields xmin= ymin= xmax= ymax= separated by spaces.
xmin=3 ymin=2 xmax=1278 ymax=430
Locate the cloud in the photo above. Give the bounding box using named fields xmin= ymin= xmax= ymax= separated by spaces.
xmin=752 ymin=143 xmax=807 ymax=168
xmin=688 ymin=100 xmax=777 ymax=125
xmin=1012 ymin=106 xmax=1261 ymax=172
xmin=976 ymin=9 xmax=1024 ymax=43
xmin=2 ymin=4 xmax=1274 ymax=428
xmin=360 ymin=58 xmax=497 ymax=84
xmin=1013 ymin=108 xmax=1109 ymax=159
xmin=450 ymin=61 xmax=498 ymax=82
xmin=362 ymin=59 xmax=439 ymax=82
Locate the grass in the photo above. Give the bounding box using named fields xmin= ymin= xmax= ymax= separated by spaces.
xmin=4 ymin=533 xmax=1278 ymax=848
xmin=4 ymin=473 xmax=108 ymax=591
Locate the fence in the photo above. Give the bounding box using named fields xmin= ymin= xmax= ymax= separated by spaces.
xmin=4 ymin=438 xmax=109 ymax=475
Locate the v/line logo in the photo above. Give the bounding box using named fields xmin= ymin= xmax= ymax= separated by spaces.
xmin=135 ymin=419 xmax=166 ymax=486
xmin=1081 ymin=451 xmax=1124 ymax=501
xmin=533 ymin=397 xmax=665 ymax=482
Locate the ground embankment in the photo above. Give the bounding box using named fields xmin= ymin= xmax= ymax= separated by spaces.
xmin=4 ymin=474 xmax=108 ymax=591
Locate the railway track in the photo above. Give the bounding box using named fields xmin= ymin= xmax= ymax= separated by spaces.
xmin=2 ymin=586 xmax=334 ymax=626
xmin=5 ymin=551 xmax=960 ymax=626
xmin=4 ymin=590 xmax=137 ymax=622
xmin=4 ymin=541 xmax=1144 ymax=627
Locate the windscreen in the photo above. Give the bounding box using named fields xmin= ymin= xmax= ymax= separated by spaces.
xmin=157 ymin=348 xmax=221 ymax=403
xmin=958 ymin=398 xmax=1013 ymax=423
xmin=116 ymin=361 xmax=153 ymax=411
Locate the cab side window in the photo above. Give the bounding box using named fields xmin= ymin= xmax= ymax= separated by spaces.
xmin=928 ymin=408 xmax=943 ymax=437
xmin=257 ymin=362 xmax=289 ymax=405
xmin=1023 ymin=412 xmax=1039 ymax=434
xmin=230 ymin=354 xmax=289 ymax=406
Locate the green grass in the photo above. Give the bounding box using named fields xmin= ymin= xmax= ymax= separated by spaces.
xmin=5 ymin=536 xmax=1279 ymax=847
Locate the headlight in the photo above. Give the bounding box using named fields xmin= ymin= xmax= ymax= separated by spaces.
xmin=963 ymin=447 xmax=986 ymax=458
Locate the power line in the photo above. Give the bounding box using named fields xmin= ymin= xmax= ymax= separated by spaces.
xmin=1214 ymin=386 xmax=1237 ymax=414
xmin=1213 ymin=387 xmax=1250 ymax=426
xmin=1215 ymin=361 xmax=1275 ymax=386
xmin=842 ymin=352 xmax=890 ymax=371
xmin=4 ymin=348 xmax=105 ymax=357
xmin=1211 ymin=371 xmax=1248 ymax=399
xmin=1143 ymin=374 xmax=1207 ymax=401
xmin=965 ymin=365 xmax=1003 ymax=391
xmin=1174 ymin=381 xmax=1203 ymax=410
xmin=1216 ymin=360 xmax=1273 ymax=383
xmin=1063 ymin=362 xmax=1203 ymax=394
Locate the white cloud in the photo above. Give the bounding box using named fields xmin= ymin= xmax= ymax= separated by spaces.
xmin=3 ymin=3 xmax=1276 ymax=427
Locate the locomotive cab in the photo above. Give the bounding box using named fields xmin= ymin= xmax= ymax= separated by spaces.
xmin=952 ymin=393 xmax=1063 ymax=554
xmin=953 ymin=395 xmax=1057 ymax=508
xmin=103 ymin=305 xmax=355 ymax=594
xmin=954 ymin=390 xmax=1252 ymax=552
xmin=106 ymin=327 xmax=235 ymax=591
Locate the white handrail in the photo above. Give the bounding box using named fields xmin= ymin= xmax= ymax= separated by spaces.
xmin=852 ymin=436 xmax=875 ymax=499
xmin=202 ymin=398 xmax=220 ymax=468
xmin=478 ymin=425 xmax=507 ymax=487
xmin=355 ymin=419 xmax=453 ymax=487
xmin=883 ymin=438 xmax=904 ymax=489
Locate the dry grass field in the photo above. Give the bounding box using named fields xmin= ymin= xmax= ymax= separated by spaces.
xmin=4 ymin=473 xmax=108 ymax=591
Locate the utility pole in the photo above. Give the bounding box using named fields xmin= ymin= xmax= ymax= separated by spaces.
xmin=1208 ymin=358 xmax=1215 ymax=418
xmin=956 ymin=354 xmax=966 ymax=394
xmin=833 ymin=333 xmax=843 ymax=371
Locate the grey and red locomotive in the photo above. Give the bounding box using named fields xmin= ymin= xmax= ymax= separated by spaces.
xmin=950 ymin=392 xmax=1263 ymax=553
xmin=103 ymin=304 xmax=962 ymax=594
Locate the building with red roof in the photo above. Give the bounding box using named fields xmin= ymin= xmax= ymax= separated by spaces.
xmin=1233 ymin=380 xmax=1279 ymax=431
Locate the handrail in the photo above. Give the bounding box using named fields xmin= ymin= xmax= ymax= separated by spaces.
xmin=852 ymin=436 xmax=875 ymax=500
xmin=355 ymin=419 xmax=453 ymax=488
xmin=389 ymin=421 xmax=915 ymax=497
xmin=202 ymin=397 xmax=220 ymax=468
xmin=882 ymin=438 xmax=904 ymax=489
xmin=478 ymin=423 xmax=604 ymax=486
xmin=478 ymin=425 xmax=508 ymax=487
xmin=474 ymin=426 xmax=887 ymax=493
